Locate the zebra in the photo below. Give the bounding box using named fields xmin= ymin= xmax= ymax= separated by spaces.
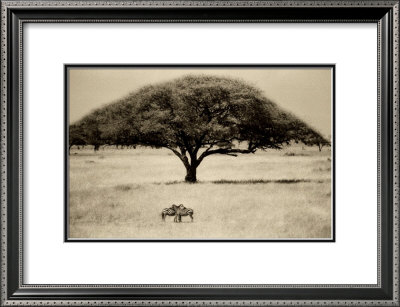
xmin=173 ymin=204 xmax=194 ymax=223
xmin=161 ymin=205 xmax=177 ymax=221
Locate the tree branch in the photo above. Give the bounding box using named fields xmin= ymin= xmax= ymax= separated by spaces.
xmin=197 ymin=146 xmax=256 ymax=164
xmin=179 ymin=131 xmax=194 ymax=156
xmin=165 ymin=146 xmax=190 ymax=168
xmin=226 ymin=153 xmax=238 ymax=157
xmin=193 ymin=132 xmax=208 ymax=156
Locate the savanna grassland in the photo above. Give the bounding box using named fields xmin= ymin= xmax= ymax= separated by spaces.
xmin=68 ymin=145 xmax=332 ymax=239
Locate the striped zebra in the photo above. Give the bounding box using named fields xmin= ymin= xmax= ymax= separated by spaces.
xmin=174 ymin=204 xmax=194 ymax=223
xmin=161 ymin=206 xmax=176 ymax=221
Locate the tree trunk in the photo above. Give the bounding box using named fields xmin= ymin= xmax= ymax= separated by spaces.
xmin=185 ymin=165 xmax=197 ymax=183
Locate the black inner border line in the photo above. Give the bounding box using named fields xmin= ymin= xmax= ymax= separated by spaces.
xmin=63 ymin=64 xmax=336 ymax=243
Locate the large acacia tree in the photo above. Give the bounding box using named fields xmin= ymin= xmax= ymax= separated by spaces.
xmin=70 ymin=75 xmax=329 ymax=182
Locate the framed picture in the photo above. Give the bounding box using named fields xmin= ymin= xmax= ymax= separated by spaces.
xmin=1 ymin=0 xmax=398 ymax=306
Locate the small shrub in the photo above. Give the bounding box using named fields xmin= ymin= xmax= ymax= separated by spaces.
xmin=165 ymin=180 xmax=182 ymax=185
xmin=284 ymin=152 xmax=296 ymax=156
xmin=115 ymin=184 xmax=132 ymax=191
xmin=283 ymin=152 xmax=310 ymax=157
xmin=275 ymin=179 xmax=311 ymax=184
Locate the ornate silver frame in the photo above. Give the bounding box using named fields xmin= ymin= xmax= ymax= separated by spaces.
xmin=0 ymin=0 xmax=399 ymax=306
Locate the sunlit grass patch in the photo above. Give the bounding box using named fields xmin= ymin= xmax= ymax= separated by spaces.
xmin=211 ymin=179 xmax=312 ymax=184
xmin=153 ymin=179 xmax=317 ymax=185
xmin=69 ymin=146 xmax=332 ymax=239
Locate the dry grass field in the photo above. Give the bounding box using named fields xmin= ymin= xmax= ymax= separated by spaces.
xmin=68 ymin=145 xmax=332 ymax=239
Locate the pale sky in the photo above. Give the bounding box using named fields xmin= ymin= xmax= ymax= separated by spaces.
xmin=68 ymin=67 xmax=332 ymax=137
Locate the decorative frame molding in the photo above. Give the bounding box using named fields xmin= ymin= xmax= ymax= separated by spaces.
xmin=1 ymin=0 xmax=398 ymax=306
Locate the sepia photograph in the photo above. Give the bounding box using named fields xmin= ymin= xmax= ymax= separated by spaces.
xmin=66 ymin=65 xmax=334 ymax=241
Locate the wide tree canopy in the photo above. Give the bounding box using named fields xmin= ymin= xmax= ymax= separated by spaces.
xmin=70 ymin=75 xmax=329 ymax=182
